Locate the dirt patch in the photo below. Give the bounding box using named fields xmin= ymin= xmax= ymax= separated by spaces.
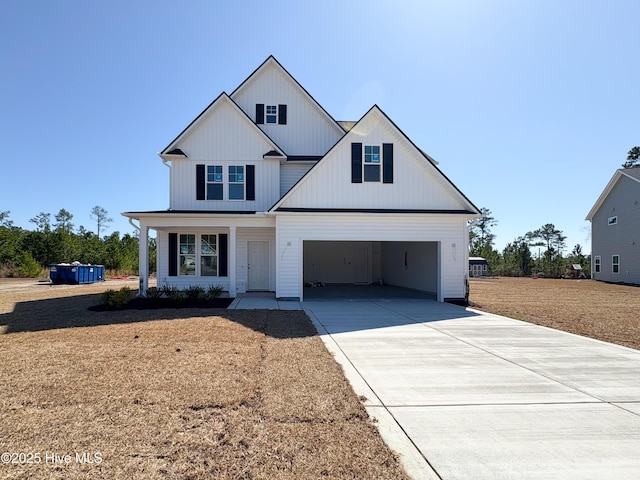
xmin=0 ymin=280 xmax=409 ymax=479
xmin=469 ymin=277 xmax=640 ymax=350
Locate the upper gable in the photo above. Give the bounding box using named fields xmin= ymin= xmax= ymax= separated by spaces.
xmin=586 ymin=168 xmax=640 ymax=221
xmin=231 ymin=57 xmax=345 ymax=156
xmin=273 ymin=107 xmax=479 ymax=213
xmin=163 ymin=93 xmax=281 ymax=161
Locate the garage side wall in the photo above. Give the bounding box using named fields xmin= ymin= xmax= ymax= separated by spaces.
xmin=381 ymin=242 xmax=438 ymax=295
xmin=276 ymin=215 xmax=468 ymax=301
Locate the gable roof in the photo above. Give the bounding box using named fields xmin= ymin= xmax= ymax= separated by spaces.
xmin=586 ymin=168 xmax=640 ymax=220
xmin=230 ymin=55 xmax=346 ymax=137
xmin=159 ymin=92 xmax=285 ymax=158
xmin=270 ymin=104 xmax=481 ymax=215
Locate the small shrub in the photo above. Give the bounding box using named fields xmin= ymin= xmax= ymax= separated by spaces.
xmin=185 ymin=285 xmax=206 ymax=300
xmin=145 ymin=287 xmax=162 ymax=299
xmin=206 ymin=284 xmax=224 ymax=300
xmin=166 ymin=286 xmax=184 ymax=302
xmin=100 ymin=287 xmax=132 ymax=309
xmin=19 ymin=252 xmax=42 ymax=278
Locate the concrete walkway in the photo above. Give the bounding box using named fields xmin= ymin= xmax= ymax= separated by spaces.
xmin=302 ymin=298 xmax=640 ymax=480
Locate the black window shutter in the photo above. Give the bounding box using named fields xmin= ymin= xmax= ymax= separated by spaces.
xmin=168 ymin=233 xmax=178 ymax=277
xmin=196 ymin=164 xmax=205 ymax=200
xmin=351 ymin=143 xmax=362 ymax=183
xmin=246 ymin=165 xmax=255 ymax=201
xmin=278 ymin=104 xmax=287 ymax=125
xmin=219 ymin=233 xmax=228 ymax=277
xmin=383 ymin=143 xmax=394 ymax=183
xmin=256 ymin=104 xmax=264 ymax=124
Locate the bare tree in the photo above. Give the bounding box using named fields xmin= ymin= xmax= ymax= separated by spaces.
xmin=90 ymin=206 xmax=113 ymax=237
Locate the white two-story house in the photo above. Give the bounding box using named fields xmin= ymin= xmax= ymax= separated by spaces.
xmin=123 ymin=56 xmax=481 ymax=302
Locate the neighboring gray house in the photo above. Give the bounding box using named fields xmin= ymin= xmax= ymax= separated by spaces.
xmin=586 ymin=167 xmax=640 ymax=284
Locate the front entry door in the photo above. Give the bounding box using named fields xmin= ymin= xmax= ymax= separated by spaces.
xmin=248 ymin=241 xmax=269 ymax=291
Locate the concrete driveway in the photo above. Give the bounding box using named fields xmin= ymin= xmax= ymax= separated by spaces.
xmin=303 ymin=298 xmax=640 ymax=480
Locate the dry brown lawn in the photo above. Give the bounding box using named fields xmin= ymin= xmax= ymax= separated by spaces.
xmin=0 ymin=279 xmax=408 ymax=479
xmin=470 ymin=277 xmax=640 ymax=350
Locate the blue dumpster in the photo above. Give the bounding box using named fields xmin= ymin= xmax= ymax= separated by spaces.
xmin=50 ymin=264 xmax=105 ymax=284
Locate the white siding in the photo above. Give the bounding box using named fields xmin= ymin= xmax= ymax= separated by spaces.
xmin=169 ymin=97 xmax=281 ymax=211
xmin=231 ymin=62 xmax=344 ymax=156
xmin=171 ymin=159 xmax=280 ymax=212
xmin=278 ymin=109 xmax=471 ymax=211
xmin=280 ymin=163 xmax=315 ymax=196
xmin=276 ymin=215 xmax=468 ymax=301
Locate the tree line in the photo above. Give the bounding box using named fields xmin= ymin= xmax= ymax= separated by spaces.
xmin=469 ymin=207 xmax=589 ymax=278
xmin=0 ymin=207 xmax=155 ymax=277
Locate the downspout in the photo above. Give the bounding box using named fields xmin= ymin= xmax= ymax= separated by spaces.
xmin=128 ymin=218 xmax=140 ymax=232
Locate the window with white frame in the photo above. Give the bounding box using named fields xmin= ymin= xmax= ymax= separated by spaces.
xmin=363 ymin=145 xmax=381 ymax=182
xmin=207 ymin=165 xmax=223 ymax=200
xmin=594 ymin=255 xmax=601 ymax=273
xmin=612 ymin=254 xmax=620 ymax=274
xmin=266 ymin=105 xmax=277 ymax=123
xmin=228 ymin=166 xmax=245 ymax=200
xmin=179 ymin=234 xmax=196 ymax=276
xmin=608 ymin=216 xmax=617 ymax=225
xmin=200 ymin=235 xmax=217 ymax=276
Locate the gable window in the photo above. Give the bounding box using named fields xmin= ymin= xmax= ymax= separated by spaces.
xmin=255 ymin=104 xmax=287 ymax=125
xmin=608 ymin=216 xmax=617 ymax=225
xmin=179 ymin=234 xmax=196 ymax=276
xmin=612 ymin=255 xmax=620 ymax=274
xmin=200 ymin=235 xmax=218 ymax=276
xmin=364 ymin=145 xmax=381 ymax=182
xmin=266 ymin=105 xmax=277 ymax=123
xmin=594 ymin=255 xmax=601 ymax=273
xmin=229 ymin=166 xmax=245 ymax=200
xmin=206 ymin=165 xmax=223 ymax=200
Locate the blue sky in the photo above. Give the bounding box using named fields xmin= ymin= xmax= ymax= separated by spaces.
xmin=1 ymin=0 xmax=638 ymax=254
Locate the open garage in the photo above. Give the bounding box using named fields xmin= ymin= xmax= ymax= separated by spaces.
xmin=303 ymin=240 xmax=439 ymax=298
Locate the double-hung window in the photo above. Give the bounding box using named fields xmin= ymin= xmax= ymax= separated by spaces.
xmin=206 ymin=165 xmax=223 ymax=200
xmin=364 ymin=145 xmax=381 ymax=182
xmin=179 ymin=234 xmax=196 ymax=276
xmin=200 ymin=235 xmax=218 ymax=276
xmin=612 ymin=255 xmax=620 ymax=274
xmin=594 ymin=255 xmax=601 ymax=273
xmin=266 ymin=105 xmax=277 ymax=123
xmin=229 ymin=166 xmax=245 ymax=200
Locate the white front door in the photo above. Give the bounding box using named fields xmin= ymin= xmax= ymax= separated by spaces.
xmin=248 ymin=241 xmax=270 ymax=291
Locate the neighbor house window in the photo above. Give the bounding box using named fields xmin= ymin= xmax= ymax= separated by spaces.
xmin=207 ymin=165 xmax=223 ymax=200
xmin=612 ymin=255 xmax=620 ymax=274
xmin=179 ymin=234 xmax=196 ymax=276
xmin=608 ymin=216 xmax=617 ymax=225
xmin=594 ymin=256 xmax=601 ymax=273
xmin=200 ymin=235 xmax=218 ymax=276
xmin=364 ymin=145 xmax=381 ymax=182
xmin=228 ymin=166 xmax=245 ymax=200
xmin=266 ymin=105 xmax=277 ymax=123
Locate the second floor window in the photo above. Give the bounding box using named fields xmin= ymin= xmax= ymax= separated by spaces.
xmin=266 ymin=105 xmax=277 ymax=123
xmin=207 ymin=166 xmax=223 ymax=200
xmin=229 ymin=166 xmax=245 ymax=200
xmin=364 ymin=145 xmax=381 ymax=182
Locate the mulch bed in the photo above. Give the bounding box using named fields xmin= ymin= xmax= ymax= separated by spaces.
xmin=89 ymin=297 xmax=234 ymax=311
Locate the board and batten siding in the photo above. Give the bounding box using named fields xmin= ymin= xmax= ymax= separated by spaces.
xmin=278 ymin=114 xmax=466 ymax=211
xmin=280 ymin=163 xmax=315 ymax=197
xmin=231 ymin=62 xmax=343 ymax=156
xmin=591 ymin=174 xmax=640 ymax=284
xmin=276 ymin=215 xmax=469 ymax=301
xmin=168 ymin=96 xmax=281 ymax=211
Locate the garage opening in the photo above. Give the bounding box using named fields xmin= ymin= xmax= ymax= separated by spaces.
xmin=303 ymin=241 xmax=439 ymax=298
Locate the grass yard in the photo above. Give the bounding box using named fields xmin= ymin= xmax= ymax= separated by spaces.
xmin=0 ymin=279 xmax=408 ymax=479
xmin=469 ymin=277 xmax=640 ymax=350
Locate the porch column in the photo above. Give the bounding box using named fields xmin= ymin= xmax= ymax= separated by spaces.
xmin=138 ymin=223 xmax=149 ymax=296
xmin=228 ymin=225 xmax=236 ymax=297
